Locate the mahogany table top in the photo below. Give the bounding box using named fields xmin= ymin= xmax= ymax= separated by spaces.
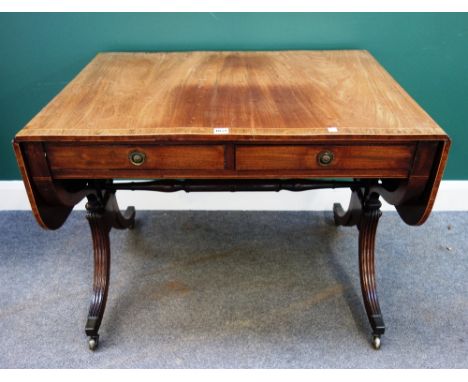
xmin=15 ymin=50 xmax=447 ymax=142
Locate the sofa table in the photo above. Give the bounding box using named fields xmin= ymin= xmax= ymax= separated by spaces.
xmin=13 ymin=50 xmax=450 ymax=351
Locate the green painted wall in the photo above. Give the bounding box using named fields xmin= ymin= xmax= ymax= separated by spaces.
xmin=1 ymin=13 xmax=467 ymax=179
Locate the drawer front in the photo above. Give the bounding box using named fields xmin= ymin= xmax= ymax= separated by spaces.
xmin=45 ymin=142 xmax=415 ymax=179
xmin=236 ymin=144 xmax=415 ymax=176
xmin=46 ymin=144 xmax=225 ymax=176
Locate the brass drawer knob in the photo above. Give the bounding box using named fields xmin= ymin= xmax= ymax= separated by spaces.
xmin=317 ymin=150 xmax=334 ymax=166
xmin=129 ymin=151 xmax=146 ymax=166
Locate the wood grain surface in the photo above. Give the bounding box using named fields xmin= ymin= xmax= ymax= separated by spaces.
xmin=15 ymin=50 xmax=447 ymax=141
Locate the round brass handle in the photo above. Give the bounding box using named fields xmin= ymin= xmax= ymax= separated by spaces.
xmin=129 ymin=151 xmax=146 ymax=166
xmin=317 ymin=150 xmax=334 ymax=166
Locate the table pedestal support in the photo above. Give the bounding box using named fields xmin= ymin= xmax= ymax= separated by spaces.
xmin=81 ymin=180 xmax=389 ymax=350
xmin=334 ymin=189 xmax=385 ymax=349
xmin=85 ymin=192 xmax=135 ymax=351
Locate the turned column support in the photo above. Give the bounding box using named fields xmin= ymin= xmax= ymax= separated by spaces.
xmin=85 ymin=191 xmax=135 ymax=351
xmin=334 ymin=188 xmax=385 ymax=349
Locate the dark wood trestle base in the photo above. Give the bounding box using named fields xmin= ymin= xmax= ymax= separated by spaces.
xmin=334 ymin=188 xmax=385 ymax=350
xmin=84 ymin=191 xmax=136 ymax=351
xmin=83 ymin=179 xmax=384 ymax=351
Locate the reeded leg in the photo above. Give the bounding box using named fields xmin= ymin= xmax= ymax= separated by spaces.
xmin=334 ymin=189 xmax=385 ymax=349
xmin=358 ymin=192 xmax=385 ymax=349
xmin=85 ymin=192 xmax=135 ymax=351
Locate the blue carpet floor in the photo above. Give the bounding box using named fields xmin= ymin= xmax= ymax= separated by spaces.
xmin=0 ymin=210 xmax=467 ymax=368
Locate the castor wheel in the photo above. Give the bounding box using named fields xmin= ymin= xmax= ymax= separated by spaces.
xmin=371 ymin=335 xmax=381 ymax=350
xmin=88 ymin=336 xmax=99 ymax=351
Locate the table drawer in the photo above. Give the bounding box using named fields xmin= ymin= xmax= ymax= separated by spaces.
xmin=236 ymin=144 xmax=415 ymax=176
xmin=46 ymin=144 xmax=225 ymax=175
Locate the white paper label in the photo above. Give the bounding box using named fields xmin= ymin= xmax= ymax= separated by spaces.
xmin=327 ymin=127 xmax=338 ymax=132
xmin=213 ymin=127 xmax=230 ymax=134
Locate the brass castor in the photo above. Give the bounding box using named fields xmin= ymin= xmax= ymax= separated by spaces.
xmin=372 ymin=335 xmax=381 ymax=350
xmin=88 ymin=335 xmax=99 ymax=351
